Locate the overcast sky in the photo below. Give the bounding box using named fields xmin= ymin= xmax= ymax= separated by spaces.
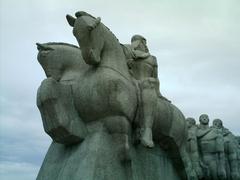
xmin=0 ymin=0 xmax=239 ymax=179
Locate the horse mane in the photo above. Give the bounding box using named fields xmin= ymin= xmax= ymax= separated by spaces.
xmin=44 ymin=42 xmax=80 ymax=49
xmin=75 ymin=11 xmax=96 ymax=19
xmin=76 ymin=11 xmax=120 ymax=43
xmin=104 ymin=25 xmax=119 ymax=43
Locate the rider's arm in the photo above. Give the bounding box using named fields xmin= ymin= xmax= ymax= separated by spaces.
xmin=152 ymin=57 xmax=162 ymax=97
xmin=153 ymin=57 xmax=158 ymax=79
xmin=133 ymin=50 xmax=150 ymax=59
xmin=131 ymin=40 xmax=150 ymax=60
xmin=153 ymin=57 xmax=171 ymax=102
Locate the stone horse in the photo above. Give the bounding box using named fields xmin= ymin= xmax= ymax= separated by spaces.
xmin=36 ymin=11 xmax=197 ymax=179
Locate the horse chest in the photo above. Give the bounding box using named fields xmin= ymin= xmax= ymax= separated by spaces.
xmin=71 ymin=70 xmax=136 ymax=122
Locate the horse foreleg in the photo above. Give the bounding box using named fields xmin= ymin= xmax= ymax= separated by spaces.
xmin=37 ymin=77 xmax=88 ymax=145
xmin=102 ymin=116 xmax=132 ymax=162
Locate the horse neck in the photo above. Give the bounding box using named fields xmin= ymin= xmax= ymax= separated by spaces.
xmin=100 ymin=28 xmax=131 ymax=79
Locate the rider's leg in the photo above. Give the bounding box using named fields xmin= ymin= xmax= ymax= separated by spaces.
xmin=140 ymin=79 xmax=157 ymax=148
xmin=102 ymin=115 xmax=131 ymax=161
xmin=154 ymin=79 xmax=171 ymax=103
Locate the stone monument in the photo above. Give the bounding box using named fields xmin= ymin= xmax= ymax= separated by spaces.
xmin=236 ymin=136 xmax=240 ymax=173
xmin=36 ymin=11 xmax=197 ymax=180
xmin=184 ymin=115 xmax=240 ymax=180
xmin=212 ymin=119 xmax=240 ymax=180
xmin=196 ymin=114 xmax=226 ymax=180
xmin=186 ymin=118 xmax=203 ymax=179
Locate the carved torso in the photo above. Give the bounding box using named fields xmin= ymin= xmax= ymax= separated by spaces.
xmin=187 ymin=126 xmax=198 ymax=153
xmin=197 ymin=127 xmax=224 ymax=153
xmin=122 ymin=44 xmax=157 ymax=81
xmin=130 ymin=56 xmax=157 ymax=81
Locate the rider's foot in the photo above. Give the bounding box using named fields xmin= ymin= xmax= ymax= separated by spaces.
xmin=140 ymin=127 xmax=154 ymax=148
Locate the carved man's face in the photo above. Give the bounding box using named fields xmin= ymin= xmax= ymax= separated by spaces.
xmin=140 ymin=39 xmax=149 ymax=53
xmin=186 ymin=118 xmax=196 ymax=128
xmin=199 ymin=114 xmax=209 ymax=125
xmin=133 ymin=39 xmax=148 ymax=52
xmin=212 ymin=119 xmax=223 ymax=129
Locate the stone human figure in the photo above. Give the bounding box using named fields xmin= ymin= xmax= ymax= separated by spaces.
xmin=212 ymin=119 xmax=240 ymax=180
xmin=197 ymin=114 xmax=226 ymax=180
xmin=123 ymin=35 xmax=169 ymax=148
xmin=236 ymin=136 xmax=240 ymax=173
xmin=186 ymin=117 xmax=204 ymax=179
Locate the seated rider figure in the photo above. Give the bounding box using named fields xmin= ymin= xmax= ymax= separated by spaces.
xmin=123 ymin=34 xmax=170 ymax=148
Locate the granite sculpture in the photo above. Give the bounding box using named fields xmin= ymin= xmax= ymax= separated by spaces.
xmin=185 ymin=115 xmax=240 ymax=180
xmin=123 ymin=34 xmax=171 ymax=148
xmin=36 ymin=11 xmax=197 ymax=180
xmin=186 ymin=118 xmax=203 ymax=179
xmin=36 ymin=11 xmax=239 ymax=180
xmin=196 ymin=114 xmax=226 ymax=180
xmin=212 ymin=119 xmax=240 ymax=180
xmin=236 ymin=136 xmax=240 ymax=173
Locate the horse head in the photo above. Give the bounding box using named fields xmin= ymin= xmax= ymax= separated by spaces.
xmin=37 ymin=43 xmax=60 ymax=79
xmin=36 ymin=42 xmax=86 ymax=84
xmin=66 ymin=11 xmax=103 ymax=66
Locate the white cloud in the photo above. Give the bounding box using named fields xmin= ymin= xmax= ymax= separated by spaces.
xmin=0 ymin=161 xmax=39 ymax=180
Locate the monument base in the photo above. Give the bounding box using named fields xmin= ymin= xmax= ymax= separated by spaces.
xmin=37 ymin=125 xmax=180 ymax=180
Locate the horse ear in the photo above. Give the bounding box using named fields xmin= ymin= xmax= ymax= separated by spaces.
xmin=66 ymin=14 xmax=76 ymax=27
xmin=96 ymin=17 xmax=101 ymax=24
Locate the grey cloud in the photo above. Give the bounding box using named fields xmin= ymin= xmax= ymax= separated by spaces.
xmin=0 ymin=97 xmax=51 ymax=165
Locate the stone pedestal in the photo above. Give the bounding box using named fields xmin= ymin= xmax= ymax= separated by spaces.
xmin=131 ymin=145 xmax=180 ymax=180
xmin=37 ymin=124 xmax=180 ymax=180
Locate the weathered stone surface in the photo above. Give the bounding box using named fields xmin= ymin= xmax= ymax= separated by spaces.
xmin=236 ymin=136 xmax=240 ymax=173
xmin=131 ymin=145 xmax=180 ymax=180
xmin=65 ymin=11 xmax=197 ymax=179
xmin=37 ymin=77 xmax=88 ymax=145
xmin=185 ymin=115 xmax=240 ymax=180
xmin=212 ymin=119 xmax=240 ymax=180
xmin=37 ymin=122 xmax=180 ymax=180
xmin=196 ymin=114 xmax=226 ymax=180
xmin=36 ymin=10 xmax=195 ymax=179
xmin=186 ymin=118 xmax=203 ymax=179
xmin=36 ymin=10 xmax=240 ymax=180
xmin=37 ymin=128 xmax=127 ymax=180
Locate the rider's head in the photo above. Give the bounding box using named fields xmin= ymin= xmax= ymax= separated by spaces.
xmin=131 ymin=34 xmax=146 ymax=43
xmin=131 ymin=34 xmax=148 ymax=52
